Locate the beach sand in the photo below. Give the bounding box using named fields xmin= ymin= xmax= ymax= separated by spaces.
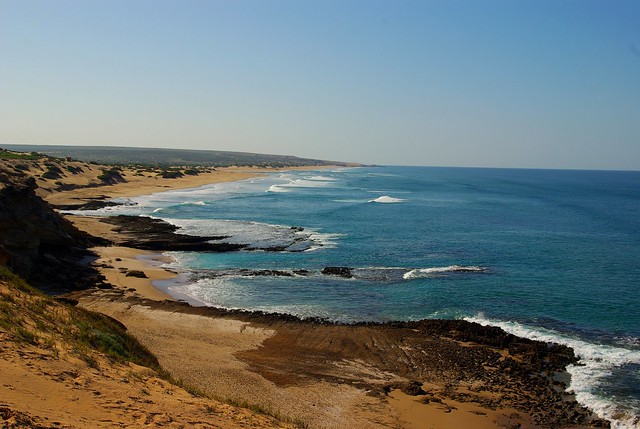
xmin=44 ymin=166 xmax=262 ymax=206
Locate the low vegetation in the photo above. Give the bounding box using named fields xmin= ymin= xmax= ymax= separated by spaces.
xmin=0 ymin=266 xmax=160 ymax=371
xmin=0 ymin=149 xmax=42 ymax=160
xmin=97 ymin=166 xmax=126 ymax=184
xmin=41 ymin=163 xmax=64 ymax=179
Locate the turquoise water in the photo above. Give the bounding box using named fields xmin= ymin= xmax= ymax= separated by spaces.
xmin=79 ymin=166 xmax=640 ymax=427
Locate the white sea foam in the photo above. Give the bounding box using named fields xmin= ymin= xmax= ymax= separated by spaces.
xmin=366 ymin=172 xmax=401 ymax=177
xmin=306 ymin=232 xmax=342 ymax=251
xmin=283 ymin=178 xmax=335 ymax=188
xmin=171 ymin=275 xmax=335 ymax=319
xmin=162 ymin=218 xmax=336 ymax=252
xmin=170 ymin=277 xmax=224 ymax=307
xmin=368 ymin=196 xmax=406 ymax=204
xmin=266 ymin=185 xmax=290 ymax=193
xmin=465 ymin=315 xmax=640 ymax=429
xmin=307 ymin=175 xmax=338 ymax=182
xmin=266 ymin=175 xmax=339 ymax=193
xmin=403 ymin=265 xmax=486 ymax=279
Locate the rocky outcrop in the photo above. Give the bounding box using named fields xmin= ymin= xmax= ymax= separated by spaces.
xmin=0 ymin=177 xmax=109 ymax=293
xmin=100 ymin=216 xmax=247 ymax=252
xmin=321 ymin=266 xmax=353 ymax=278
xmin=125 ymin=270 xmax=148 ymax=278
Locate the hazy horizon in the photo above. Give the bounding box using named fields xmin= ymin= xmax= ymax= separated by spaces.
xmin=2 ymin=1 xmax=639 ymax=170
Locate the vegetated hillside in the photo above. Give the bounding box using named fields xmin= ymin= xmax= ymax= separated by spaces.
xmin=0 ymin=268 xmax=297 ymax=428
xmin=2 ymin=144 xmax=356 ymax=168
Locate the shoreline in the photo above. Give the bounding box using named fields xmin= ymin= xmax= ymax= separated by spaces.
xmin=51 ymin=166 xmax=610 ymax=428
xmin=46 ymin=164 xmax=346 ymax=207
xmin=91 ymin=246 xmax=176 ymax=302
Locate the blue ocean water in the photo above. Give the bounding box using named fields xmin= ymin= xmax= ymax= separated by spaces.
xmin=78 ymin=166 xmax=640 ymax=427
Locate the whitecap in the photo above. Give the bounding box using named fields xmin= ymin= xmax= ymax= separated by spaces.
xmin=307 ymin=175 xmax=338 ymax=182
xmin=403 ymin=266 xmax=486 ymax=279
xmin=285 ymin=179 xmax=335 ymax=188
xmin=266 ymin=185 xmax=290 ymax=193
xmin=465 ymin=315 xmax=640 ymax=429
xmin=368 ymin=196 xmax=406 ymax=204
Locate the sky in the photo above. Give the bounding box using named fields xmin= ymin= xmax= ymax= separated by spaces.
xmin=1 ymin=0 xmax=639 ymax=169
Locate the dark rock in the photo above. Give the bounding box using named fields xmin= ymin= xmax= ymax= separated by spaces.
xmin=125 ymin=270 xmax=148 ymax=278
xmin=54 ymin=200 xmax=124 ymax=211
xmin=321 ymin=266 xmax=353 ymax=278
xmin=0 ymin=177 xmax=109 ymax=293
xmin=0 ymin=244 xmax=10 ymax=266
xmin=43 ymin=253 xmax=60 ymax=264
xmin=250 ymin=270 xmax=293 ymax=277
xmin=382 ymin=380 xmax=426 ymax=396
xmin=54 ymin=297 xmax=79 ymax=306
xmin=401 ymin=381 xmax=427 ymax=396
xmin=100 ymin=215 xmax=246 ymax=252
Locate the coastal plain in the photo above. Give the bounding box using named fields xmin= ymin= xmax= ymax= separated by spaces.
xmin=0 ymin=152 xmax=609 ymax=428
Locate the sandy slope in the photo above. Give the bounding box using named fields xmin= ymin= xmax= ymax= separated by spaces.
xmin=0 ymin=280 xmax=297 ymax=429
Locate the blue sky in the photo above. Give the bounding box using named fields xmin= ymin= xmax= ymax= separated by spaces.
xmin=1 ymin=0 xmax=639 ymax=169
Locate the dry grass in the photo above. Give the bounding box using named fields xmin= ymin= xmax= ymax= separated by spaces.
xmin=0 ymin=266 xmax=160 ymax=371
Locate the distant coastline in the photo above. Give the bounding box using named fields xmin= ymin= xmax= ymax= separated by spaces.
xmin=1 ymin=144 xmax=363 ymax=168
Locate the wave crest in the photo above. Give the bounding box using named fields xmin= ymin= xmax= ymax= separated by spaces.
xmin=403 ymin=265 xmax=486 ymax=279
xmin=369 ymin=196 xmax=406 ymax=204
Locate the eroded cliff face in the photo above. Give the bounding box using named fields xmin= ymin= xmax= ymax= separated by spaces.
xmin=0 ymin=175 xmax=108 ymax=293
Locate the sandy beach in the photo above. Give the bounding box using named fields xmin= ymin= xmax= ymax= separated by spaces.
xmin=0 ymin=156 xmax=608 ymax=429
xmin=43 ymin=165 xmax=271 ymax=207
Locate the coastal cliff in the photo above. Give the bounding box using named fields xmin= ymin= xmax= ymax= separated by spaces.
xmin=0 ymin=175 xmax=108 ymax=293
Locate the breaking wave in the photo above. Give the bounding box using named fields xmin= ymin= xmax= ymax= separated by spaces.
xmin=465 ymin=315 xmax=640 ymax=429
xmin=369 ymin=196 xmax=406 ymax=203
xmin=403 ymin=265 xmax=487 ymax=279
xmin=266 ymin=175 xmax=339 ymax=193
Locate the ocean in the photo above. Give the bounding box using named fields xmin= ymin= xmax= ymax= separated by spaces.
xmin=76 ymin=166 xmax=640 ymax=428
